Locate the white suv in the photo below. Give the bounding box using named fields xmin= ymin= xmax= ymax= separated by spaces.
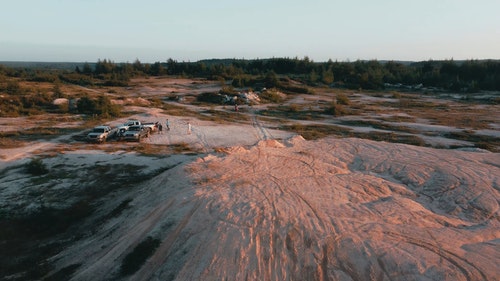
xmin=87 ymin=125 xmax=113 ymax=143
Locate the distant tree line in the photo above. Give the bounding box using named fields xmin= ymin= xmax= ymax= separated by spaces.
xmin=1 ymin=57 xmax=500 ymax=92
xmin=162 ymin=57 xmax=500 ymax=92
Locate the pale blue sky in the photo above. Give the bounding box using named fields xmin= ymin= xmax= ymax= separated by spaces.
xmin=1 ymin=0 xmax=499 ymax=62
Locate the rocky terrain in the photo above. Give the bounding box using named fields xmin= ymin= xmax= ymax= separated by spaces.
xmin=0 ymin=77 xmax=498 ymax=280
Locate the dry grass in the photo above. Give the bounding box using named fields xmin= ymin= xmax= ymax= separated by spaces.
xmin=2 ymin=78 xmax=498 ymax=154
xmin=339 ymin=120 xmax=420 ymax=134
xmin=283 ymin=123 xmax=351 ymax=140
xmin=198 ymin=109 xmax=251 ymax=123
xmin=412 ymin=109 xmax=495 ymax=130
xmin=0 ymin=137 xmax=26 ymax=149
xmin=160 ymin=103 xmax=201 ymax=117
xmin=378 ymin=115 xmax=417 ymax=123
xmin=259 ymin=105 xmax=326 ymax=120
xmin=443 ymin=131 xmax=500 ymax=152
xmin=133 ymin=143 xmax=172 ymax=155
xmin=170 ymin=142 xmax=198 ymax=154
xmin=19 ymin=128 xmax=80 ymax=140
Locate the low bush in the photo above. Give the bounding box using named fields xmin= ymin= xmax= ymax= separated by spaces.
xmin=284 ymin=123 xmax=350 ymax=140
xmin=324 ymin=102 xmax=346 ymax=116
xmin=25 ymin=158 xmax=48 ymax=175
xmin=197 ymin=92 xmax=225 ymax=104
xmin=259 ymin=89 xmax=285 ymax=103
xmin=280 ymin=84 xmax=314 ymax=95
xmin=336 ymin=93 xmax=350 ymax=105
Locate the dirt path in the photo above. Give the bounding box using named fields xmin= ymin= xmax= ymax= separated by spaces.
xmin=252 ymin=111 xmax=271 ymax=141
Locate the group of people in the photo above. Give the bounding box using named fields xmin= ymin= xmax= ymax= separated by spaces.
xmin=156 ymin=119 xmax=170 ymax=134
xmin=157 ymin=119 xmax=192 ymax=135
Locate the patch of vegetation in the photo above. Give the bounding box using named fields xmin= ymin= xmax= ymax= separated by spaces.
xmin=132 ymin=143 xmax=171 ymax=156
xmin=324 ymin=102 xmax=347 ymax=116
xmin=0 ymin=136 xmax=25 ymax=148
xmin=120 ymin=236 xmax=161 ymax=276
xmin=0 ymin=88 xmax=56 ymax=117
xmin=25 ymin=157 xmax=49 ymax=175
xmin=397 ymin=98 xmax=442 ymax=109
xmin=391 ymin=92 xmax=402 ymax=99
xmin=171 ymin=142 xmax=195 ymax=154
xmin=0 ymin=127 xmax=81 ymax=142
xmin=378 ymin=115 xmax=416 ymax=123
xmin=353 ymin=131 xmax=426 ymax=147
xmin=85 ymin=164 xmax=150 ymax=195
xmin=260 ymin=105 xmax=325 ymax=120
xmin=22 ymin=127 xmax=64 ymax=140
xmin=284 ymin=123 xmax=427 ymax=147
xmin=159 ymin=103 xmax=205 ymax=118
xmin=443 ymin=131 xmax=500 ymax=152
xmin=336 ymin=93 xmax=350 ymax=105
xmin=196 ymin=91 xmax=226 ymax=104
xmin=258 ymin=88 xmax=286 ymax=103
xmin=430 ymin=112 xmax=492 ymax=130
xmin=76 ymin=95 xmax=122 ymax=117
xmin=199 ymin=108 xmax=251 ymax=123
xmin=284 ymin=123 xmax=351 ymax=140
xmin=280 ymin=83 xmax=315 ymax=95
xmin=339 ymin=120 xmax=420 ymax=134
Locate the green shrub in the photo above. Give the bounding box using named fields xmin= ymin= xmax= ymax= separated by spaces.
xmin=284 ymin=123 xmax=349 ymax=140
xmin=259 ymin=89 xmax=284 ymax=103
xmin=392 ymin=92 xmax=402 ymax=99
xmin=336 ymin=93 xmax=350 ymax=105
xmin=288 ymin=104 xmax=300 ymax=112
xmin=77 ymin=95 xmax=121 ymax=117
xmin=219 ymin=86 xmax=236 ymax=96
xmin=325 ymin=102 xmax=346 ymax=116
xmin=197 ymin=92 xmax=225 ymax=104
xmin=25 ymin=158 xmax=48 ymax=175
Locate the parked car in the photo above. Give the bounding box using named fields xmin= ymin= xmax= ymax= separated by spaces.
xmin=122 ymin=119 xmax=141 ymax=128
xmin=123 ymin=125 xmax=150 ymax=141
xmin=87 ymin=125 xmax=115 ymax=143
xmin=115 ymin=120 xmax=142 ymax=140
xmin=142 ymin=122 xmax=159 ymax=133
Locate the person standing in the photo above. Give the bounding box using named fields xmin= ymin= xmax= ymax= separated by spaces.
xmin=187 ymin=122 xmax=192 ymax=134
xmin=166 ymin=119 xmax=170 ymax=131
xmin=158 ymin=123 xmax=163 ymax=134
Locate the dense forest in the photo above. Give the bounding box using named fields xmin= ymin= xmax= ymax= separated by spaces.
xmin=1 ymin=57 xmax=500 ymax=92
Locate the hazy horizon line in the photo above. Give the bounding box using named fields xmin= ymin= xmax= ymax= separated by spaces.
xmin=2 ymin=57 xmax=499 ymax=65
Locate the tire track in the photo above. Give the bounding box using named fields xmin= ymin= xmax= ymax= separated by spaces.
xmin=252 ymin=111 xmax=271 ymax=141
xmin=269 ymin=151 xmax=342 ymax=238
xmin=383 ymin=231 xmax=488 ymax=281
xmin=268 ymin=173 xmax=335 ymax=237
